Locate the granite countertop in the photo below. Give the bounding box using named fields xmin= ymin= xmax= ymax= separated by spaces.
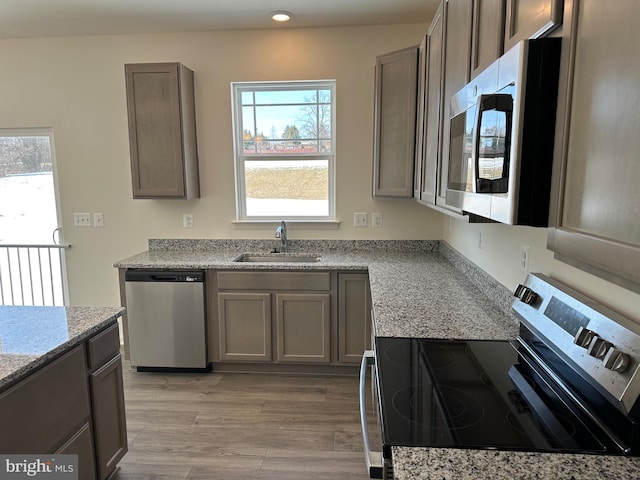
xmin=0 ymin=305 xmax=125 ymax=390
xmin=113 ymin=239 xmax=640 ymax=479
xmin=114 ymin=239 xmax=519 ymax=340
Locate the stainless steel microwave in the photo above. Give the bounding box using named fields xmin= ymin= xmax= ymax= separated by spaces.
xmin=446 ymin=38 xmax=561 ymax=226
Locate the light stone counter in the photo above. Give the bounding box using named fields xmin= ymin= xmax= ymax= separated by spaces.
xmin=114 ymin=239 xmax=640 ymax=479
xmin=0 ymin=305 xmax=125 ymax=389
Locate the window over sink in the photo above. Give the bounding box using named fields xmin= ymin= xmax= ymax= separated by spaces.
xmin=231 ymin=81 xmax=336 ymax=222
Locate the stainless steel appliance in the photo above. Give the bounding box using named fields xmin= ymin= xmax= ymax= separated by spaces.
xmin=124 ymin=269 xmax=210 ymax=372
xmin=446 ymin=38 xmax=561 ymax=225
xmin=360 ymin=273 xmax=640 ymax=479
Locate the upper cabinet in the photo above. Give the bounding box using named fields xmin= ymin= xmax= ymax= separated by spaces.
xmin=504 ymin=0 xmax=563 ymax=50
xmin=372 ymin=46 xmax=418 ymax=198
xmin=416 ymin=3 xmax=444 ymax=206
xmin=471 ymin=0 xmax=506 ymax=79
xmin=124 ymin=63 xmax=200 ymax=199
xmin=548 ymin=0 xmax=640 ymax=293
xmin=436 ymin=0 xmax=473 ymax=212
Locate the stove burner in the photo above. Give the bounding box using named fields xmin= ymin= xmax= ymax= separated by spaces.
xmin=391 ymin=385 xmax=485 ymax=430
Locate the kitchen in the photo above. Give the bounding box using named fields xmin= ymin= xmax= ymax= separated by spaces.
xmin=1 ymin=0 xmax=639 ymax=479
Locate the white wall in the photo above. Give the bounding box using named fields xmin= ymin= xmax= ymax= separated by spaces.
xmin=444 ymin=219 xmax=640 ymax=323
xmin=0 ymin=25 xmax=444 ymax=306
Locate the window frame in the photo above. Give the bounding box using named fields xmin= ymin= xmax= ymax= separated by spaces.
xmin=231 ymin=80 xmax=337 ymax=222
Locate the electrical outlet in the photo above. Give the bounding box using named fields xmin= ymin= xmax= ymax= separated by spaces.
xmin=93 ymin=213 xmax=104 ymax=227
xmin=521 ymin=245 xmax=530 ymax=273
xmin=372 ymin=212 xmax=383 ymax=228
xmin=183 ymin=214 xmax=193 ymax=228
xmin=74 ymin=212 xmax=92 ymax=227
xmin=354 ymin=212 xmax=368 ymax=228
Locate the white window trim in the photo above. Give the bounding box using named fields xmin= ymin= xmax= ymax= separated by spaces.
xmin=231 ymin=80 xmax=337 ymax=222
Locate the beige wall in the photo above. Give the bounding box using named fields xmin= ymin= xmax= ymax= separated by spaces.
xmin=0 ymin=25 xmax=443 ymax=306
xmin=444 ymin=219 xmax=640 ymax=323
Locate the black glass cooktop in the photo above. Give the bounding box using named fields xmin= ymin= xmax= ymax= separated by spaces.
xmin=375 ymin=337 xmax=613 ymax=455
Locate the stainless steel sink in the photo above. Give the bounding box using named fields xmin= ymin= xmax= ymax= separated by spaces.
xmin=233 ymin=254 xmax=321 ymax=263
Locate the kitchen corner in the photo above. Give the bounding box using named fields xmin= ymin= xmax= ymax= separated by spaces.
xmin=114 ymin=238 xmax=640 ymax=479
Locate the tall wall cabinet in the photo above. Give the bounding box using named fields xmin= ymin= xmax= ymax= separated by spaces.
xmin=372 ymin=46 xmax=418 ymax=198
xmin=548 ymin=0 xmax=640 ymax=293
xmin=125 ymin=63 xmax=200 ymax=199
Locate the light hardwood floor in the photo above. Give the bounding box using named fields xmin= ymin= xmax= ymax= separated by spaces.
xmin=113 ymin=360 xmax=374 ymax=480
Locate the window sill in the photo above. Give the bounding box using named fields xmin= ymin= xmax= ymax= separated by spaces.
xmin=232 ymin=220 xmax=341 ymax=230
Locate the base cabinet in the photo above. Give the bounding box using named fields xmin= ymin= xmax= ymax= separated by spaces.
xmin=338 ymin=274 xmax=372 ymax=364
xmin=276 ymin=293 xmax=331 ymax=363
xmin=90 ymin=356 xmax=128 ymax=480
xmin=0 ymin=322 xmax=127 ymax=480
xmin=218 ymin=292 xmax=272 ymax=362
xmin=212 ymin=270 xmax=369 ymax=367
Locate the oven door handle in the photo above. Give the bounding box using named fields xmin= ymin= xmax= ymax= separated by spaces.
xmin=359 ymin=350 xmax=383 ymax=479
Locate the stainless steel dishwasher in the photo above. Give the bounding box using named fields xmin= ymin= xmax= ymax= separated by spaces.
xmin=124 ymin=269 xmax=210 ymax=372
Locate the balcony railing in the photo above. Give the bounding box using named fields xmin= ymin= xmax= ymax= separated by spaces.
xmin=0 ymin=244 xmax=70 ymax=306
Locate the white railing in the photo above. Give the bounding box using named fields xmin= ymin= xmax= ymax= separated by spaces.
xmin=0 ymin=244 xmax=70 ymax=306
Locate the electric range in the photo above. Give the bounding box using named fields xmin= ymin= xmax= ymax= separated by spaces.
xmin=360 ymin=273 xmax=640 ymax=479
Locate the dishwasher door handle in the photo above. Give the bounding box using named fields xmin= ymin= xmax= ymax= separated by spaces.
xmin=359 ymin=350 xmax=383 ymax=479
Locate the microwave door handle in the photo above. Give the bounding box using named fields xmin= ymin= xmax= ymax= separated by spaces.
xmin=471 ymin=95 xmax=488 ymax=194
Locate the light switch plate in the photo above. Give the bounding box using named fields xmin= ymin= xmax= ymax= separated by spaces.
xmin=74 ymin=212 xmax=91 ymax=227
xmin=93 ymin=213 xmax=104 ymax=227
xmin=354 ymin=212 xmax=368 ymax=227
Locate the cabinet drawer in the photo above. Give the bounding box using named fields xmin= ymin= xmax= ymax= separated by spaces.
xmin=86 ymin=323 xmax=120 ymax=371
xmin=0 ymin=346 xmax=90 ymax=453
xmin=217 ymin=271 xmax=330 ymax=291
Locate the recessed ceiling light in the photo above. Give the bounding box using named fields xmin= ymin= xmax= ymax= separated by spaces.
xmin=271 ymin=11 xmax=293 ymax=22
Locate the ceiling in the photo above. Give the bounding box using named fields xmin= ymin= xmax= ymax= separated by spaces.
xmin=1 ymin=0 xmax=439 ymax=40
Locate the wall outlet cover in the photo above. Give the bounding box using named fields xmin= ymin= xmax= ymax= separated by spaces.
xmin=372 ymin=212 xmax=383 ymax=228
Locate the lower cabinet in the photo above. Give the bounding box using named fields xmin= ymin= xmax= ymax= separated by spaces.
xmin=0 ymin=322 xmax=127 ymax=480
xmin=275 ymin=293 xmax=331 ymax=363
xmin=338 ymin=274 xmax=372 ymax=363
xmin=213 ymin=270 xmax=370 ymax=367
xmin=90 ymin=355 xmax=128 ymax=480
xmin=218 ymin=292 xmax=272 ymax=362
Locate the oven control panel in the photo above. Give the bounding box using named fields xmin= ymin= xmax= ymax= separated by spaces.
xmin=512 ymin=273 xmax=640 ymax=415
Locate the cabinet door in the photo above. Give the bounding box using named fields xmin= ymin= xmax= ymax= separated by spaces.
xmin=471 ymin=0 xmax=506 ymax=79
xmin=504 ymin=0 xmax=563 ymax=51
xmin=218 ymin=292 xmax=272 ymax=361
xmin=125 ymin=63 xmax=199 ymax=199
xmin=275 ymin=293 xmax=331 ymax=363
xmin=548 ymin=0 xmax=640 ymax=292
xmin=414 ymin=35 xmax=428 ymax=199
xmin=90 ymin=355 xmax=127 ymax=480
xmin=437 ymin=0 xmax=473 ymax=211
xmin=0 ymin=346 xmax=90 ymax=454
xmin=373 ymin=46 xmax=418 ymax=197
xmin=56 ymin=423 xmax=96 ymax=480
xmin=338 ymin=274 xmax=371 ymax=364
xmin=420 ymin=2 xmax=444 ymax=205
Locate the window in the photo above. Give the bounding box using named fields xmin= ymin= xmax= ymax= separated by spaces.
xmin=231 ymin=81 xmax=336 ymax=221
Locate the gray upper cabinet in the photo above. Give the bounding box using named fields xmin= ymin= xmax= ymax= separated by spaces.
xmin=548 ymin=0 xmax=640 ymax=293
xmin=470 ymin=0 xmax=506 ymax=79
xmin=125 ymin=63 xmax=200 ymax=199
xmin=418 ymin=2 xmax=444 ymax=206
xmin=504 ymin=0 xmax=563 ymax=51
xmin=436 ymin=0 xmax=473 ymax=212
xmin=373 ymin=46 xmax=418 ymax=198
xmin=413 ymin=35 xmax=428 ymax=199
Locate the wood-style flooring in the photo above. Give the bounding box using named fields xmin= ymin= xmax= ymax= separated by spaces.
xmin=113 ymin=360 xmax=375 ymax=480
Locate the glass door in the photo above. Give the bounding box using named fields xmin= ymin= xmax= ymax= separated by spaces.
xmin=0 ymin=129 xmax=68 ymax=305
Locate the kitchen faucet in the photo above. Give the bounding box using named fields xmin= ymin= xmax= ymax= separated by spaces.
xmin=275 ymin=221 xmax=287 ymax=253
